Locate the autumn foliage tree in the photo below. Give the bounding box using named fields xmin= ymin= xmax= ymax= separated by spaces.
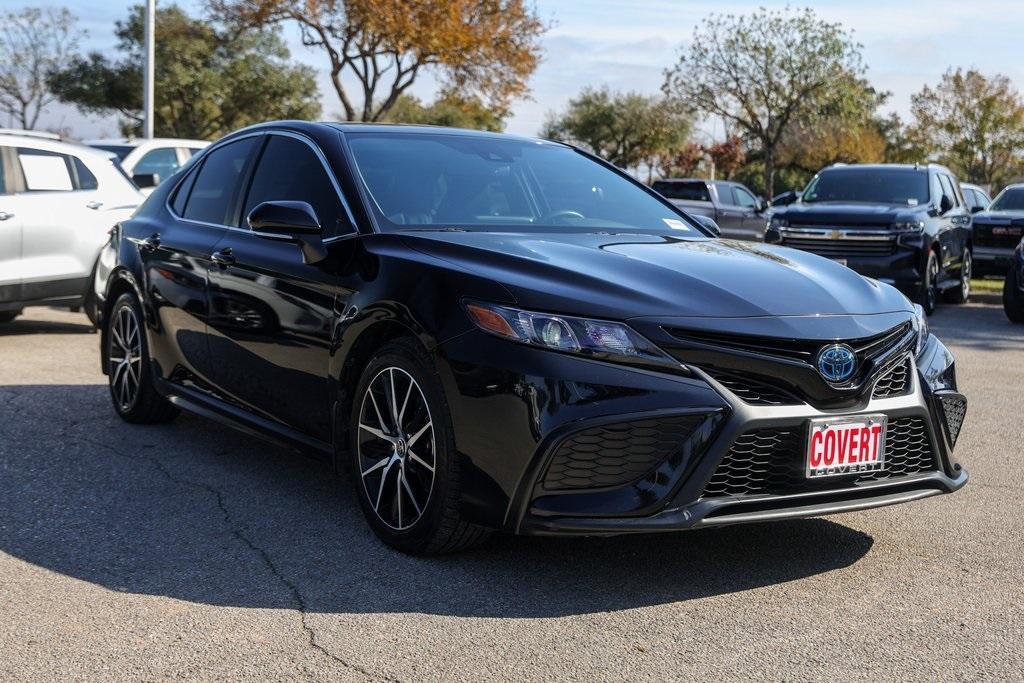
xmin=910 ymin=68 xmax=1024 ymax=189
xmin=663 ymin=6 xmax=865 ymax=198
xmin=211 ymin=0 xmax=546 ymax=122
xmin=705 ymin=137 xmax=746 ymax=179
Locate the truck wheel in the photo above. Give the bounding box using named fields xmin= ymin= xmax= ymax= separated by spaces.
xmin=1004 ymin=266 xmax=1024 ymax=324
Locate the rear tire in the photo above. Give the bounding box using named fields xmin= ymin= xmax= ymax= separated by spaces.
xmin=349 ymin=338 xmax=491 ymax=554
xmin=0 ymin=309 xmax=21 ymax=323
xmin=106 ymin=293 xmax=179 ymax=424
xmin=942 ymin=249 xmax=971 ymax=304
xmin=1004 ymin=266 xmax=1024 ymax=324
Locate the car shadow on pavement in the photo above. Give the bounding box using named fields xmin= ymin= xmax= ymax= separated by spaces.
xmin=0 ymin=384 xmax=874 ymax=619
xmin=928 ymin=303 xmax=1024 ymax=351
xmin=0 ymin=317 xmax=95 ymax=336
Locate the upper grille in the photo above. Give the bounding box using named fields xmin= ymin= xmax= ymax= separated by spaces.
xmin=543 ymin=415 xmax=704 ymax=491
xmin=781 ymin=237 xmax=895 ymax=257
xmin=704 ymin=370 xmax=802 ymax=406
xmin=701 ymin=416 xmax=936 ymax=498
xmin=939 ymin=394 xmax=967 ymax=446
xmin=872 ymin=360 xmax=912 ymax=398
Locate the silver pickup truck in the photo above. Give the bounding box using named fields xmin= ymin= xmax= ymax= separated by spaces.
xmin=651 ymin=178 xmax=769 ymax=240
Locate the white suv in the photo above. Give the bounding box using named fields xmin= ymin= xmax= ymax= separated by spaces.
xmin=0 ymin=133 xmax=143 ymax=323
xmin=85 ymin=137 xmax=209 ymax=195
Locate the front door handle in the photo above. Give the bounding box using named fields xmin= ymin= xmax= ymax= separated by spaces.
xmin=86 ymin=201 xmax=104 ymax=210
xmin=0 ymin=211 xmax=13 ymax=221
xmin=211 ymin=248 xmax=235 ymax=268
xmin=140 ymin=233 xmax=161 ymax=251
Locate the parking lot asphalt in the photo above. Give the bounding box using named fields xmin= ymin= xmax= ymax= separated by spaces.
xmin=0 ymin=302 xmax=1022 ymax=682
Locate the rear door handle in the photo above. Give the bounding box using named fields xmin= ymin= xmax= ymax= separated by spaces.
xmin=86 ymin=201 xmax=104 ymax=210
xmin=0 ymin=211 xmax=13 ymax=221
xmin=211 ymin=248 xmax=235 ymax=268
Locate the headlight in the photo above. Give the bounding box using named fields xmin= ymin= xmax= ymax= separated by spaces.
xmin=769 ymin=216 xmax=789 ymax=229
xmin=893 ymin=220 xmax=926 ymax=233
xmin=911 ymin=303 xmax=929 ymax=356
xmin=464 ymin=301 xmax=678 ymax=368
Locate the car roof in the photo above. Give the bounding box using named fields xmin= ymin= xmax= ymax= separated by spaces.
xmin=215 ymin=120 xmax=560 ymax=147
xmin=0 ymin=134 xmax=119 ymax=160
xmin=822 ymin=162 xmax=953 ymax=174
xmin=654 ymin=178 xmax=714 ymax=184
xmin=83 ymin=137 xmax=211 ymax=147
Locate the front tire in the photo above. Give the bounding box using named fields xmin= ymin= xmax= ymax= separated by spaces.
xmin=349 ymin=339 xmax=490 ymax=554
xmin=1004 ymin=265 xmax=1024 ymax=324
xmin=106 ymin=293 xmax=179 ymax=424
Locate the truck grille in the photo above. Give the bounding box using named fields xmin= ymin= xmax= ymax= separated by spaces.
xmin=701 ymin=417 xmax=935 ymax=498
xmin=781 ymin=236 xmax=895 ymax=257
xmin=543 ymin=415 xmax=704 ymax=490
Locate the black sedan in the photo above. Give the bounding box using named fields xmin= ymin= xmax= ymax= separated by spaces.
xmin=93 ymin=122 xmax=969 ymax=554
xmin=972 ymin=184 xmax=1024 ymax=277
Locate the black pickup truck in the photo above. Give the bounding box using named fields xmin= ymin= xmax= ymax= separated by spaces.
xmin=651 ymin=178 xmax=769 ymax=240
xmin=765 ymin=163 xmax=973 ymax=315
xmin=971 ymin=184 xmax=1024 ymax=276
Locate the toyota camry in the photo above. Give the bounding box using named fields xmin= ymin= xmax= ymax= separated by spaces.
xmin=93 ymin=121 xmax=969 ymax=554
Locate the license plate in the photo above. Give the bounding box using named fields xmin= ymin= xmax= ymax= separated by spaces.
xmin=831 ymin=258 xmax=848 ymax=267
xmin=806 ymin=415 xmax=886 ymax=478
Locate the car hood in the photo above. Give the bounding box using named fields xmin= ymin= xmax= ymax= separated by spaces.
xmin=400 ymin=230 xmax=913 ymax=320
xmin=973 ymin=210 xmax=1024 ymax=225
xmin=777 ymin=202 xmax=923 ymax=227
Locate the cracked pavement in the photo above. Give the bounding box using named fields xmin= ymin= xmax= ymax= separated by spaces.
xmin=0 ymin=304 xmax=1022 ymax=681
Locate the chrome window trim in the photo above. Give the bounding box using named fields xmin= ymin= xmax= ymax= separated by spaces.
xmin=165 ymin=129 xmax=359 ymax=244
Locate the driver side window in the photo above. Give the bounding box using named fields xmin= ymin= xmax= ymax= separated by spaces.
xmin=733 ymin=186 xmax=759 ymax=209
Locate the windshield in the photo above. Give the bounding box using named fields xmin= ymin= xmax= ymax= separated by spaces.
xmin=990 ymin=187 xmax=1024 ymax=212
xmin=346 ymin=133 xmax=706 ymax=236
xmin=803 ymin=168 xmax=930 ymax=206
xmin=90 ymin=144 xmax=133 ymax=161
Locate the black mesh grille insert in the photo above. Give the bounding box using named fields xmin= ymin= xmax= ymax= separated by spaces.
xmin=543 ymin=415 xmax=704 ymax=490
xmin=701 ymin=417 xmax=935 ymax=498
xmin=940 ymin=395 xmax=967 ymax=446
xmin=872 ymin=360 xmax=912 ymax=398
xmin=704 ymin=370 xmax=802 ymax=406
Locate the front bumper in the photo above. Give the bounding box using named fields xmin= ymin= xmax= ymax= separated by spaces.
xmin=973 ymin=245 xmax=1015 ymax=275
xmin=436 ymin=329 xmax=966 ymax=536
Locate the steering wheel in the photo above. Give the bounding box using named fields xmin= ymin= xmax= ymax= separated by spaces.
xmin=543 ymin=209 xmax=586 ymax=224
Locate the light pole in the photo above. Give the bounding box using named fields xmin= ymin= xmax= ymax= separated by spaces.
xmin=143 ymin=0 xmax=155 ymax=138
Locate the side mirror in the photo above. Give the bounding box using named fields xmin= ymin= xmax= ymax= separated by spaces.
xmin=757 ymin=198 xmax=768 ymax=213
xmin=132 ymin=173 xmax=160 ymax=189
xmin=690 ymin=213 xmax=721 ymax=237
xmin=971 ymin=205 xmax=985 ymax=214
xmin=939 ymin=195 xmax=953 ymax=214
xmin=247 ymin=200 xmax=327 ymax=263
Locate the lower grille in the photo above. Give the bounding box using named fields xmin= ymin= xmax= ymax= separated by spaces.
xmin=701 ymin=417 xmax=936 ymax=498
xmin=939 ymin=394 xmax=967 ymax=446
xmin=543 ymin=415 xmax=704 ymax=490
xmin=705 ymin=370 xmax=802 ymax=406
xmin=872 ymin=360 xmax=912 ymax=398
xmin=782 ymin=237 xmax=895 ymax=257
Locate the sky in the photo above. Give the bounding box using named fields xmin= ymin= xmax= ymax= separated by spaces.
xmin=6 ymin=0 xmax=1024 ymax=140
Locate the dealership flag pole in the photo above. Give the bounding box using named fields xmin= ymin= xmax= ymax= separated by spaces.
xmin=143 ymin=0 xmax=155 ymax=139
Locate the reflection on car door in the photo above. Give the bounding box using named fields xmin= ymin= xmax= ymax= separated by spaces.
xmin=205 ymin=132 xmax=358 ymax=440
xmin=146 ymin=136 xmax=261 ymax=384
xmin=937 ymin=174 xmax=968 ymax=272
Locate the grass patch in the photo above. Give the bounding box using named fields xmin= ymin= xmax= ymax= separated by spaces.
xmin=972 ymin=278 xmax=1004 ymax=294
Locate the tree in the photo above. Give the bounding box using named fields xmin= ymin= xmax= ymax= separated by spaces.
xmin=658 ymin=143 xmax=705 ymax=179
xmin=384 ymin=90 xmax=505 ymax=131
xmin=706 ymin=136 xmax=746 ymax=179
xmin=48 ymin=4 xmax=319 ymax=139
xmin=0 ymin=7 xmax=82 ymax=130
xmin=211 ymin=0 xmax=546 ymax=123
xmin=910 ymin=68 xmax=1024 ymax=188
xmin=542 ymin=88 xmax=692 ymax=180
xmin=663 ymin=6 xmax=865 ymax=198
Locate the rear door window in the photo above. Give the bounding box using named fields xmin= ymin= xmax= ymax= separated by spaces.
xmin=17 ymin=148 xmax=73 ymax=191
xmin=181 ymin=137 xmax=259 ymax=225
xmin=652 ymin=181 xmax=711 ymax=202
xmin=241 ymin=134 xmax=347 ymax=235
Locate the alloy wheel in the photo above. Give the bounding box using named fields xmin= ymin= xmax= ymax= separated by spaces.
xmin=357 ymin=367 xmax=436 ymax=531
xmin=961 ymin=251 xmax=972 ymax=299
xmin=926 ymin=252 xmax=939 ymax=312
xmin=109 ymin=305 xmax=142 ymax=412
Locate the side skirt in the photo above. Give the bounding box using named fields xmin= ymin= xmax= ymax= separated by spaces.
xmin=154 ymin=377 xmax=333 ymax=459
